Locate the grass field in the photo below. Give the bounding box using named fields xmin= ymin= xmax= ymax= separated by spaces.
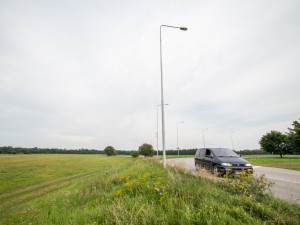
xmin=0 ymin=154 xmax=300 ymax=224
xmin=0 ymin=155 xmax=133 ymax=208
xmin=244 ymin=155 xmax=300 ymax=171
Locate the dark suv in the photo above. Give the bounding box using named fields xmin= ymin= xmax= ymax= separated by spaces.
xmin=194 ymin=148 xmax=253 ymax=175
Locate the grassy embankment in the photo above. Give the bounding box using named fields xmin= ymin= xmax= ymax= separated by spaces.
xmin=1 ymin=154 xmax=300 ymax=224
xmin=244 ymin=155 xmax=300 ymax=171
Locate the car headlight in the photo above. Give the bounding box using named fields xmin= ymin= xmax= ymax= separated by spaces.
xmin=245 ymin=163 xmax=252 ymax=167
xmin=221 ymin=163 xmax=232 ymax=167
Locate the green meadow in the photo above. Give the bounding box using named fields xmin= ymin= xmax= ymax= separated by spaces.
xmin=0 ymin=154 xmax=300 ymax=224
xmin=0 ymin=154 xmax=132 ymax=195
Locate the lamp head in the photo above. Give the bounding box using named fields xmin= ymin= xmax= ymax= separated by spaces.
xmin=180 ymin=27 xmax=188 ymax=31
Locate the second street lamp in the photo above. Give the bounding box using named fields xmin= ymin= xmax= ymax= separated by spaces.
xmin=160 ymin=25 xmax=187 ymax=168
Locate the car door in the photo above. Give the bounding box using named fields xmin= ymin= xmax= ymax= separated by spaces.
xmin=203 ymin=149 xmax=213 ymax=169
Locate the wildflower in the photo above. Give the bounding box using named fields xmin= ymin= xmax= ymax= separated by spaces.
xmin=114 ymin=189 xmax=122 ymax=197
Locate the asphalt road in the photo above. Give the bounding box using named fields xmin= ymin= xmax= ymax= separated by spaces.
xmin=167 ymin=158 xmax=300 ymax=206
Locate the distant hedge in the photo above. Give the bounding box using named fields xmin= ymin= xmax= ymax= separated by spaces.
xmin=0 ymin=146 xmax=276 ymax=156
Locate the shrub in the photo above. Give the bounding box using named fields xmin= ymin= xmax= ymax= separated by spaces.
xmin=104 ymin=146 xmax=117 ymax=156
xmin=138 ymin=143 xmax=154 ymax=157
xmin=131 ymin=151 xmax=139 ymax=158
xmin=217 ymin=170 xmax=275 ymax=196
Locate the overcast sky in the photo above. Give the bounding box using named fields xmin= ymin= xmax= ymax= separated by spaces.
xmin=1 ymin=0 xmax=299 ymax=151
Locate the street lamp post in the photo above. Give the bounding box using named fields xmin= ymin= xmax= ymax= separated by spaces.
xmin=156 ymin=104 xmax=168 ymax=157
xmin=176 ymin=121 xmax=184 ymax=156
xmin=202 ymin=128 xmax=208 ymax=148
xmin=160 ymin=25 xmax=187 ymax=168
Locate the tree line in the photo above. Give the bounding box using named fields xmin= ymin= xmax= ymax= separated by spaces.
xmin=0 ymin=146 xmax=133 ymax=155
xmin=234 ymin=149 xmax=268 ymax=155
xmin=0 ymin=146 xmax=269 ymax=156
xmin=0 ymin=146 xmax=199 ymax=155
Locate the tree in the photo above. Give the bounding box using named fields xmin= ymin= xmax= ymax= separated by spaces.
xmin=131 ymin=151 xmax=139 ymax=158
xmin=259 ymin=131 xmax=289 ymax=158
xmin=287 ymin=118 xmax=300 ymax=153
xmin=104 ymin=146 xmax=117 ymax=156
xmin=138 ymin=143 xmax=154 ymax=157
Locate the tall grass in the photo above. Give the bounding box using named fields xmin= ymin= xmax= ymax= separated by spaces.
xmin=1 ymin=158 xmax=300 ymax=224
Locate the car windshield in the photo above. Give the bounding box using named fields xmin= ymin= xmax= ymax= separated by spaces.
xmin=212 ymin=148 xmax=239 ymax=157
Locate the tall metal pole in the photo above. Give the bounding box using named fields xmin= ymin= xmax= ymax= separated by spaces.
xmin=160 ymin=26 xmax=167 ymax=168
xmin=156 ymin=105 xmax=159 ymax=157
xmin=156 ymin=104 xmax=169 ymax=157
xmin=160 ymin=25 xmax=187 ymax=168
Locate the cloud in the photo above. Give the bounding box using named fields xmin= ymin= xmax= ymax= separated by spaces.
xmin=0 ymin=0 xmax=299 ymax=150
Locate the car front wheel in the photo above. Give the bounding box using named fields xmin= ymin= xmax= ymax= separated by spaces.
xmin=211 ymin=166 xmax=218 ymax=175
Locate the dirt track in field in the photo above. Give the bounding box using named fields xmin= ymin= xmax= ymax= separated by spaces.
xmin=0 ymin=171 xmax=99 ymax=210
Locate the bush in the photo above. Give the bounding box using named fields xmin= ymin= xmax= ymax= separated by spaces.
xmin=104 ymin=146 xmax=117 ymax=156
xmin=138 ymin=143 xmax=154 ymax=157
xmin=217 ymin=170 xmax=275 ymax=196
xmin=131 ymin=151 xmax=139 ymax=158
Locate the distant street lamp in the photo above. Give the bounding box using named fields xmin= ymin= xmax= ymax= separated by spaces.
xmin=156 ymin=104 xmax=169 ymax=157
xmin=202 ymin=128 xmax=208 ymax=148
xmin=160 ymin=25 xmax=187 ymax=168
xmin=231 ymin=131 xmax=235 ymax=150
xmin=176 ymin=121 xmax=184 ymax=156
